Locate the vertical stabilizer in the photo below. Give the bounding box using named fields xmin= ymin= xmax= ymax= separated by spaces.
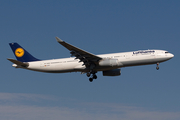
xmin=9 ymin=43 xmax=40 ymax=62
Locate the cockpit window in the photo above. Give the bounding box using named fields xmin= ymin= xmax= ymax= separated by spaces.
xmin=165 ymin=52 xmax=169 ymax=53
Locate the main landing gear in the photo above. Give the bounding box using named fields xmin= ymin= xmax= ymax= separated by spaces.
xmin=87 ymin=71 xmax=97 ymax=82
xmin=156 ymin=63 xmax=159 ymax=70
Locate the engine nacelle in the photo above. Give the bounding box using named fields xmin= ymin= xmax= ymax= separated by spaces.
xmin=102 ymin=69 xmax=121 ymax=76
xmin=99 ymin=59 xmax=119 ymax=67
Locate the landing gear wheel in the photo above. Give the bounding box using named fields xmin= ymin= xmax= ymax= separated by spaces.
xmin=156 ymin=66 xmax=159 ymax=70
xmin=87 ymin=70 xmax=97 ymax=82
xmin=156 ymin=63 xmax=159 ymax=70
xmin=93 ymin=75 xmax=97 ymax=79
xmin=89 ymin=78 xmax=93 ymax=82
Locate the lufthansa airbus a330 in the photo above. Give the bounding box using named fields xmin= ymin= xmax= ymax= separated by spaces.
xmin=8 ymin=37 xmax=174 ymax=82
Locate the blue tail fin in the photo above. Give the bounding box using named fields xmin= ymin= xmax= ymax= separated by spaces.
xmin=9 ymin=43 xmax=40 ymax=62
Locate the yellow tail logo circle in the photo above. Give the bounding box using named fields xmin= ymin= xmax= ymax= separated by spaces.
xmin=15 ymin=48 xmax=24 ymax=57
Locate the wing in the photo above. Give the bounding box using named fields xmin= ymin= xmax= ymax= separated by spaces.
xmin=55 ymin=37 xmax=102 ymax=66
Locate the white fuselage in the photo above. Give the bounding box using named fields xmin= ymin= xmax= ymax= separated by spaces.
xmin=14 ymin=50 xmax=174 ymax=73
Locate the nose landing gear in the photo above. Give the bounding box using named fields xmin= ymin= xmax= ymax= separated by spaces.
xmin=156 ymin=63 xmax=159 ymax=70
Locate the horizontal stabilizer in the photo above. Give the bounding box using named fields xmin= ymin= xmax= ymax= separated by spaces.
xmin=7 ymin=58 xmax=29 ymax=67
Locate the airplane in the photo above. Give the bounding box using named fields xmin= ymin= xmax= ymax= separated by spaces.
xmin=8 ymin=37 xmax=174 ymax=82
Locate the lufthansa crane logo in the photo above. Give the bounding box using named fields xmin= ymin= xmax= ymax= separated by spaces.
xmin=15 ymin=48 xmax=24 ymax=57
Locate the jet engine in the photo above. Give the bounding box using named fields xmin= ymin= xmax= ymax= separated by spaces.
xmin=102 ymin=69 xmax=121 ymax=76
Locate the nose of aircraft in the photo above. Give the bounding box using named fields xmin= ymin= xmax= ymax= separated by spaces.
xmin=170 ymin=53 xmax=174 ymax=58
